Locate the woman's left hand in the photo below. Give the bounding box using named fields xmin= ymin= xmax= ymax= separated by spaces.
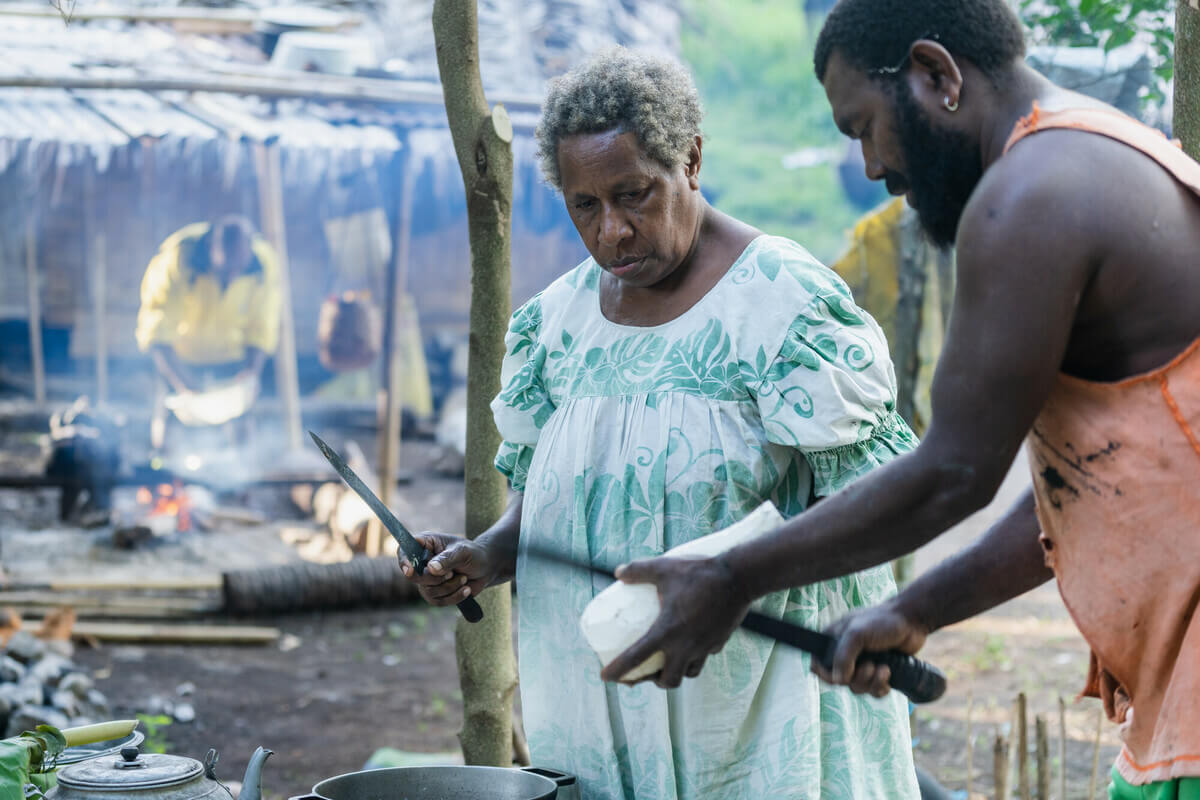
xmin=599 ymin=555 xmax=751 ymax=689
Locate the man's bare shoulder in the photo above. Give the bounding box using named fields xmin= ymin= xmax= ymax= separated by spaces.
xmin=957 ymin=129 xmax=1123 ymax=272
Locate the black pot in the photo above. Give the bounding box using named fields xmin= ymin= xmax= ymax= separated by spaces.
xmin=289 ymin=766 xmax=576 ymax=800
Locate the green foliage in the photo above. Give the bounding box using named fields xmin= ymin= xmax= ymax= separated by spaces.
xmin=135 ymin=713 xmax=173 ymax=755
xmin=1019 ymin=0 xmax=1175 ymax=103
xmin=681 ymin=0 xmax=862 ymax=263
xmin=0 ymin=726 xmax=67 ymax=799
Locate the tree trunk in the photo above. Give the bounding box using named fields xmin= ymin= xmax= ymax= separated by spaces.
xmin=431 ymin=0 xmax=517 ymax=767
xmin=1179 ymin=0 xmax=1200 ymax=159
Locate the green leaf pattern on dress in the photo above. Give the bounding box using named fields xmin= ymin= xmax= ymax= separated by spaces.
xmin=490 ymin=236 xmax=921 ymax=799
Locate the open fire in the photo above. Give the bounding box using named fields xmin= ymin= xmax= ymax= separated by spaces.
xmin=135 ymin=482 xmax=193 ymax=532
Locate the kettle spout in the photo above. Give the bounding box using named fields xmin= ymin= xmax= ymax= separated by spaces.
xmin=238 ymin=746 xmax=274 ymax=800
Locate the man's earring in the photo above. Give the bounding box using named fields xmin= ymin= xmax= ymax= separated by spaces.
xmin=943 ymin=95 xmax=959 ymax=112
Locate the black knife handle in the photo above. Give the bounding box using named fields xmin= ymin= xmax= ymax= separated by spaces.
xmin=859 ymin=650 xmax=947 ymax=704
xmin=412 ymin=547 xmax=484 ymax=623
xmin=457 ymin=596 xmax=484 ymax=623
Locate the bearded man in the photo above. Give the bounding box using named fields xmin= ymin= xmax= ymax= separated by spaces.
xmin=597 ymin=2 xmax=1200 ymax=796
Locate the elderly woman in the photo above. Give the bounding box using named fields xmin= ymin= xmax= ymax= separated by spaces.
xmin=403 ymin=49 xmax=919 ymax=799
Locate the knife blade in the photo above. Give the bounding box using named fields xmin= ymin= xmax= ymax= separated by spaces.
xmin=526 ymin=545 xmax=946 ymax=704
xmin=309 ymin=431 xmax=484 ymax=623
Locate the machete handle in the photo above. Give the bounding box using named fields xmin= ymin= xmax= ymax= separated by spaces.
xmin=457 ymin=596 xmax=484 ymax=623
xmin=412 ymin=546 xmax=484 ymax=623
xmin=859 ymin=649 xmax=947 ymax=704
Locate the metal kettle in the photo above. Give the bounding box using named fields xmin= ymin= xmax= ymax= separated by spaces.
xmin=47 ymin=744 xmax=272 ymax=800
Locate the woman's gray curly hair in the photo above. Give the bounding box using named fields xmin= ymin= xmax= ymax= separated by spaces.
xmin=535 ymin=47 xmax=704 ymax=191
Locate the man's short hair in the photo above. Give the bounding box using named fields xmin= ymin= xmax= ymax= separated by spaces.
xmin=535 ymin=47 xmax=703 ymax=191
xmin=814 ymin=0 xmax=1026 ymax=84
xmin=212 ymin=215 xmax=256 ymax=254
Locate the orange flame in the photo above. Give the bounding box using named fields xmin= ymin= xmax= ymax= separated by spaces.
xmin=137 ymin=482 xmax=192 ymax=531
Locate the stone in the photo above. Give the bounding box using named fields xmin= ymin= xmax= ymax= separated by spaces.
xmin=175 ymin=681 xmax=195 ymax=697
xmin=0 ymin=656 xmax=26 ymax=684
xmin=173 ymin=703 xmax=195 ymax=723
xmin=28 ymin=654 xmax=74 ymax=687
xmin=141 ymin=695 xmax=173 ymax=716
xmin=4 ymin=631 xmax=45 ymax=664
xmin=51 ymin=689 xmax=82 ymax=717
xmin=0 ymin=680 xmax=46 ymax=709
xmin=5 ymin=705 xmax=70 ymax=738
xmin=44 ymin=639 xmax=75 ymax=659
xmin=85 ymin=688 xmax=109 ymax=712
xmin=58 ymin=672 xmax=93 ymax=698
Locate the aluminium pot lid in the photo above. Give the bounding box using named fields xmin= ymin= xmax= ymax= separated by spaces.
xmin=57 ymin=751 xmax=205 ymax=791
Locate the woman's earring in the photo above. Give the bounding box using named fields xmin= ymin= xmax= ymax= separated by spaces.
xmin=943 ymin=95 xmax=959 ymax=112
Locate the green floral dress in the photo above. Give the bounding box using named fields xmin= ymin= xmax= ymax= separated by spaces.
xmin=492 ymin=235 xmax=920 ymax=799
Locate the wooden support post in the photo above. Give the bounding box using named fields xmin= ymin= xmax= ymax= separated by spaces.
xmin=82 ymin=161 xmax=108 ymax=404
xmin=24 ymin=215 xmax=45 ymax=405
xmin=253 ymin=142 xmax=302 ymax=451
xmin=92 ymin=232 xmax=108 ymax=404
xmin=370 ymin=151 xmax=419 ymax=557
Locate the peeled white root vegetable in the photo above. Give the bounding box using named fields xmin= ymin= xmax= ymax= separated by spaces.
xmin=579 ymin=501 xmax=785 ymax=682
xmin=62 ymin=719 xmax=139 ymax=748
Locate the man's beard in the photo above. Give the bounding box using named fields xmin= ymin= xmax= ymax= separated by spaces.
xmin=890 ymin=84 xmax=982 ymax=249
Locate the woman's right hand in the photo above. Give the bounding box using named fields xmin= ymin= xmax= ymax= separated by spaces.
xmin=398 ymin=533 xmax=499 ymax=607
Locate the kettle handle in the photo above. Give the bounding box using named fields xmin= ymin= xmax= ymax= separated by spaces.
xmin=520 ymin=767 xmax=577 ymax=788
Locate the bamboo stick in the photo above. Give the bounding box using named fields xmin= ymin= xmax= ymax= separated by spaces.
xmin=1036 ymin=715 xmax=1049 ymax=800
xmin=1018 ymin=693 xmax=1030 ymax=800
xmin=1059 ymin=697 xmax=1068 ymax=800
xmin=965 ymin=691 xmax=974 ymax=797
xmin=1088 ymin=708 xmax=1103 ymax=799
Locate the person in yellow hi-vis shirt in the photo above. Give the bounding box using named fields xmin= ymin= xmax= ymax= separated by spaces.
xmin=135 ymin=216 xmax=281 ymax=449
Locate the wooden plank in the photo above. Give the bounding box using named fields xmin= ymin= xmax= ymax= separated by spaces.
xmin=0 ymin=591 xmax=219 ymax=612
xmin=69 ymin=621 xmax=279 ymax=644
xmin=15 ymin=605 xmax=213 ymax=620
xmin=24 ymin=215 xmax=45 ymax=405
xmin=254 ymin=142 xmax=302 ymax=452
xmin=2 ymin=576 xmax=223 ymax=592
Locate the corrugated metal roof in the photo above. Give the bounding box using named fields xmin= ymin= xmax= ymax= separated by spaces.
xmin=75 ymin=89 xmax=219 ymax=141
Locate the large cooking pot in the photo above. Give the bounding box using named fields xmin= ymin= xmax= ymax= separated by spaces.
xmin=289 ymin=766 xmax=577 ymax=800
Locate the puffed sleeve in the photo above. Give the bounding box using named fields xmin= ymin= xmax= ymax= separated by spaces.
xmin=134 ymin=245 xmax=184 ymax=353
xmin=753 ymin=285 xmax=918 ymax=497
xmin=490 ymin=295 xmax=554 ymax=492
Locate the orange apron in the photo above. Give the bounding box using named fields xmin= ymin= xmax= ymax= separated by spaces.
xmin=1006 ymin=106 xmax=1200 ymax=785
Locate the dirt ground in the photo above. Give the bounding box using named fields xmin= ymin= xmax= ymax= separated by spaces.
xmin=1 ymin=407 xmax=1121 ymax=799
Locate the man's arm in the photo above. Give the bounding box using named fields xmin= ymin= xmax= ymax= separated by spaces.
xmin=602 ymin=154 xmax=1100 ymax=685
xmin=150 ymin=345 xmax=198 ymax=394
xmin=238 ymin=346 xmax=268 ymax=382
xmin=815 ymin=488 xmax=1052 ymax=694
